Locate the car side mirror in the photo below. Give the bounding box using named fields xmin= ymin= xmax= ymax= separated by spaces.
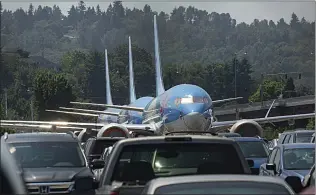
xmin=266 ymin=163 xmax=276 ymax=171
xmin=247 ymin=159 xmax=254 ymax=168
xmin=90 ymin=159 xmax=105 ymax=170
xmin=285 ymin=176 xmax=303 ymax=193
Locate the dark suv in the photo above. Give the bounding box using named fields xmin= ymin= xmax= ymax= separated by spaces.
xmin=1 ymin=132 xmax=99 ymax=195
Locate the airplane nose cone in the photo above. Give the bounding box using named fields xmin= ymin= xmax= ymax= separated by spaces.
xmin=180 ymin=104 xmax=205 ymax=116
xmin=182 ymin=112 xmax=210 ymax=131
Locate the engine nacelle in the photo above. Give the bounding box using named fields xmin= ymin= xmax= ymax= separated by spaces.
xmin=230 ymin=120 xmax=263 ymax=137
xmin=97 ymin=123 xmax=131 ymax=138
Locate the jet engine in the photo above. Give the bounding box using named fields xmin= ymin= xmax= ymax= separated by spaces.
xmin=230 ymin=120 xmax=263 ymax=137
xmin=97 ymin=124 xmax=131 ymax=138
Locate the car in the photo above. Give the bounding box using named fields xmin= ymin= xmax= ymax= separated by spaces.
xmin=0 ymin=133 xmax=28 ymax=194
xmin=260 ymin=143 xmax=315 ymax=182
xmin=97 ymin=135 xmax=253 ymax=195
xmin=230 ymin=137 xmax=270 ymax=175
xmin=84 ymin=137 xmax=125 ymax=164
xmin=141 ymin=175 xmax=295 ymax=194
xmin=278 ymin=130 xmax=314 ymax=144
xmin=1 ymin=132 xmax=100 ymax=195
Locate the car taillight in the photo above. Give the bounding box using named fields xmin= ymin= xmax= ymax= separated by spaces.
xmin=110 ymin=191 xmax=119 ymax=195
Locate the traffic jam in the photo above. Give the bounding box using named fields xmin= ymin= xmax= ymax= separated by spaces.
xmin=1 ymin=128 xmax=315 ymax=194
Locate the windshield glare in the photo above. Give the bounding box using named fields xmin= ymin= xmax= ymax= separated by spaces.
xmin=237 ymin=141 xmax=269 ymax=158
xmin=283 ymin=148 xmax=315 ymax=170
xmin=9 ymin=142 xmax=86 ymax=168
xmin=111 ymin=144 xmax=245 ymax=183
xmin=154 ymin=181 xmax=291 ymax=194
xmin=296 ymin=133 xmax=313 ymax=143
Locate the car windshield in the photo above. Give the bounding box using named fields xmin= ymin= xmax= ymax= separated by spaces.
xmin=283 ymin=148 xmax=315 ymax=170
xmin=296 ymin=133 xmax=314 ymax=143
xmin=111 ymin=143 xmax=245 ymax=183
xmin=154 ymin=181 xmax=291 ymax=194
xmin=237 ymin=141 xmax=269 ymax=158
xmin=9 ymin=142 xmax=86 ymax=168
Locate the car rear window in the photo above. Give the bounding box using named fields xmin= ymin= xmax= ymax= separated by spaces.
xmin=111 ymin=143 xmax=245 ymax=183
xmin=296 ymin=133 xmax=313 ymax=143
xmin=237 ymin=141 xmax=269 ymax=158
xmin=154 ymin=181 xmax=291 ymax=194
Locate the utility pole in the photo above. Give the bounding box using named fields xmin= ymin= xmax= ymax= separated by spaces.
xmin=4 ymin=88 xmax=8 ymax=117
xmin=260 ymin=74 xmax=264 ymax=107
xmin=30 ymin=99 xmax=34 ymax=121
xmin=234 ymin=53 xmax=238 ymax=119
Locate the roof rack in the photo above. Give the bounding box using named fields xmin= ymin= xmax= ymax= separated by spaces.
xmin=165 ymin=131 xmax=218 ymax=136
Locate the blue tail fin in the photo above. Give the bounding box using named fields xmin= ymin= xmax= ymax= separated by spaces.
xmin=129 ymin=36 xmax=136 ymax=104
xmin=154 ymin=15 xmax=165 ymax=96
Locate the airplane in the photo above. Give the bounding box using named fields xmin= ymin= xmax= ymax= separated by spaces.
xmin=2 ymin=15 xmax=314 ymax=138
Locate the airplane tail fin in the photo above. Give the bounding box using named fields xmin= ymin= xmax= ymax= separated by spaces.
xmin=154 ymin=15 xmax=165 ymax=96
xmin=105 ymin=49 xmax=113 ymax=105
xmin=129 ymin=36 xmax=136 ymax=104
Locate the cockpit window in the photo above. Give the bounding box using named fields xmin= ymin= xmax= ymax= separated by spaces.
xmin=176 ymin=96 xmax=209 ymax=104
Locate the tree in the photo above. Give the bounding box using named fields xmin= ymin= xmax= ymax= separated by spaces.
xmin=283 ymin=77 xmax=296 ymax=98
xmin=33 ymin=70 xmax=76 ymax=120
xmin=249 ymin=80 xmax=284 ymax=102
xmin=306 ymin=118 xmax=315 ymax=130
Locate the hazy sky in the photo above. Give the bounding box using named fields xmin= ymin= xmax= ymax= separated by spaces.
xmin=2 ymin=1 xmax=315 ymax=24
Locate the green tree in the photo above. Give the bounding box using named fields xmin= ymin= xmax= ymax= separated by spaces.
xmin=33 ymin=70 xmax=76 ymax=120
xmin=306 ymin=118 xmax=315 ymax=130
xmin=249 ymin=79 xmax=285 ymax=102
xmin=283 ymin=77 xmax=296 ymax=98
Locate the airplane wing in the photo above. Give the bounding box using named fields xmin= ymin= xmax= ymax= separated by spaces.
xmin=0 ymin=123 xmax=86 ymax=132
xmin=46 ymin=110 xmax=100 ymax=117
xmin=0 ymin=120 xmax=156 ymax=131
xmin=59 ymin=107 xmax=120 ymax=116
xmin=212 ymin=97 xmax=243 ymax=104
xmin=70 ymin=101 xmax=144 ymax=112
xmin=212 ymin=113 xmax=315 ymax=128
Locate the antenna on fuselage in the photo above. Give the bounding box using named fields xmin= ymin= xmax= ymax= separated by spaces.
xmin=129 ymin=36 xmax=136 ymax=104
xmin=105 ymin=49 xmax=113 ymax=105
xmin=154 ymin=15 xmax=165 ymax=96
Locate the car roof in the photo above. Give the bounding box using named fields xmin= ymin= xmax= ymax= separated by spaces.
xmin=115 ymin=135 xmax=235 ymax=146
xmin=281 ymin=143 xmax=315 ymax=149
xmin=281 ymin=130 xmax=314 ymax=135
xmin=230 ymin=137 xmax=262 ymax=142
xmin=148 ymin=175 xmax=290 ymax=188
xmin=3 ymin=132 xmax=78 ymax=143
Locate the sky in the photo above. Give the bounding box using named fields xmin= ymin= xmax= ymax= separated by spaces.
xmin=1 ymin=1 xmax=316 ymax=24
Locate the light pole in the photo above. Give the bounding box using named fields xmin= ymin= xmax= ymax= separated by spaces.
xmin=4 ymin=88 xmax=7 ymax=117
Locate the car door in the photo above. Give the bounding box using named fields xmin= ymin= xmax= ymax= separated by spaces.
xmin=260 ymin=148 xmax=277 ymax=176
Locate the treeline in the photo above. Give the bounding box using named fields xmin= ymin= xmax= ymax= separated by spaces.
xmin=1 ymin=1 xmax=315 ymax=87
xmin=1 ymin=45 xmax=311 ymax=121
